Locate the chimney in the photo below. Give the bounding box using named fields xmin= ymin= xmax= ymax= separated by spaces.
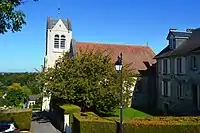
xmin=186 ymin=28 xmax=194 ymax=32
xmin=169 ymin=28 xmax=177 ymax=32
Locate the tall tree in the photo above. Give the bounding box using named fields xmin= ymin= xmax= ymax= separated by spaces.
xmin=38 ymin=51 xmax=136 ymax=113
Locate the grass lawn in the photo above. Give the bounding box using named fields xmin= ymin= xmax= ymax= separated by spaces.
xmin=104 ymin=107 xmax=152 ymax=121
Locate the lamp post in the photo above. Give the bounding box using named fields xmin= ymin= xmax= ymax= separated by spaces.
xmin=115 ymin=52 xmax=123 ymax=133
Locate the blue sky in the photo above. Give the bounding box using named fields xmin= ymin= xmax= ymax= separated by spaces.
xmin=0 ymin=0 xmax=200 ymax=72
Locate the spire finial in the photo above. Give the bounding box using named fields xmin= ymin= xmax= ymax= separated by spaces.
xmin=58 ymin=7 xmax=60 ymax=18
xmin=57 ymin=0 xmax=61 ymax=18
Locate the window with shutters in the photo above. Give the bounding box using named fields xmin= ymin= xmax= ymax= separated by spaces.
xmin=162 ymin=80 xmax=171 ymax=97
xmin=177 ymin=82 xmax=184 ymax=99
xmin=167 ymin=59 xmax=170 ymax=73
xmin=191 ymin=56 xmax=197 ymax=70
xmin=54 ymin=35 xmax=59 ymax=48
xmin=163 ymin=81 xmax=168 ymax=97
xmin=177 ymin=58 xmax=182 ymax=74
xmin=163 ymin=59 xmax=168 ymax=74
xmin=60 ymin=35 xmax=66 ymax=49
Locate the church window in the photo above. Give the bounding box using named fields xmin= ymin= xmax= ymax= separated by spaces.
xmin=60 ymin=35 xmax=66 ymax=49
xmin=54 ymin=35 xmax=59 ymax=48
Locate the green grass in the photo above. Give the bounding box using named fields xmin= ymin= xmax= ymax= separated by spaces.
xmin=104 ymin=108 xmax=152 ymax=121
xmin=116 ymin=107 xmax=151 ymax=119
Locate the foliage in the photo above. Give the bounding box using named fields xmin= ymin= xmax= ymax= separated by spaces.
xmin=0 ymin=72 xmax=40 ymax=94
xmin=60 ymin=104 xmax=81 ymax=114
xmin=7 ymin=82 xmax=21 ymax=90
xmin=58 ymin=104 xmax=81 ymax=131
xmin=32 ymin=104 xmax=41 ymax=111
xmin=0 ymin=81 xmax=6 ymax=90
xmin=122 ymin=117 xmax=200 ymax=133
xmin=72 ymin=112 xmax=117 ymax=133
xmin=72 ymin=112 xmax=200 ymax=133
xmin=5 ymin=83 xmax=30 ymax=107
xmin=0 ymin=0 xmax=26 ymax=34
xmin=123 ymin=124 xmax=200 ymax=133
xmin=0 ymin=89 xmax=3 ymax=97
xmin=0 ymin=108 xmax=32 ymax=130
xmin=0 ymin=98 xmax=5 ymax=107
xmin=21 ymin=86 xmax=32 ymax=95
xmin=0 ymin=0 xmax=39 ymax=34
xmin=38 ymin=51 xmax=136 ymax=113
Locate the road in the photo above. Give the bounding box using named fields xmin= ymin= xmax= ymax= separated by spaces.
xmin=31 ymin=112 xmax=62 ymax=133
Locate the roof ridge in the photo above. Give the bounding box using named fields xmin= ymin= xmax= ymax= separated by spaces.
xmin=77 ymin=41 xmax=149 ymax=47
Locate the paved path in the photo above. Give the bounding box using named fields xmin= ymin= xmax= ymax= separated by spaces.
xmin=31 ymin=112 xmax=62 ymax=133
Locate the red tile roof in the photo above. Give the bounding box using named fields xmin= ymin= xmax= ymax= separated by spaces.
xmin=76 ymin=42 xmax=156 ymax=73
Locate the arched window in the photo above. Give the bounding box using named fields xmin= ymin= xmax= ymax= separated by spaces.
xmin=60 ymin=35 xmax=66 ymax=49
xmin=54 ymin=35 xmax=59 ymax=48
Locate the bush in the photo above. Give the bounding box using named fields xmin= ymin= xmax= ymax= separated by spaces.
xmin=122 ymin=117 xmax=200 ymax=133
xmin=60 ymin=104 xmax=81 ymax=131
xmin=60 ymin=104 xmax=81 ymax=114
xmin=0 ymin=108 xmax=32 ymax=130
xmin=73 ymin=112 xmax=117 ymax=133
xmin=0 ymin=98 xmax=5 ymax=107
xmin=32 ymin=103 xmax=41 ymax=111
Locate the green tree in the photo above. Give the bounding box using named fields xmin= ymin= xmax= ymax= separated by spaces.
xmin=5 ymin=83 xmax=28 ymax=107
xmin=0 ymin=0 xmax=38 ymax=34
xmin=21 ymin=85 xmax=32 ymax=95
xmin=0 ymin=73 xmax=40 ymax=94
xmin=0 ymin=81 xmax=6 ymax=90
xmin=38 ymin=51 xmax=135 ymax=113
xmin=0 ymin=89 xmax=3 ymax=97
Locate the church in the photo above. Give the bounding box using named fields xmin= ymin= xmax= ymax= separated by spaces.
xmin=42 ymin=17 xmax=156 ymax=111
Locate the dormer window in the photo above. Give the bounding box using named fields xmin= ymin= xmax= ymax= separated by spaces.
xmin=54 ymin=35 xmax=59 ymax=48
xmin=60 ymin=35 xmax=66 ymax=49
xmin=169 ymin=39 xmax=176 ymax=49
xmin=191 ymin=56 xmax=197 ymax=70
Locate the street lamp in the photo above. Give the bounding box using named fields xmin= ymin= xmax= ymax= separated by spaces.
xmin=115 ymin=52 xmax=123 ymax=133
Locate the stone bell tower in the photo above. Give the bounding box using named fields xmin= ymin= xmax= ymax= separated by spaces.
xmin=45 ymin=17 xmax=73 ymax=68
xmin=42 ymin=17 xmax=73 ymax=111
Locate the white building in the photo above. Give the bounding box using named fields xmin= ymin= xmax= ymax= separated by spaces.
xmin=42 ymin=17 xmax=75 ymax=111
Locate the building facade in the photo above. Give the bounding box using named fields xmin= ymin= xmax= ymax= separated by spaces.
xmin=155 ymin=28 xmax=200 ymax=115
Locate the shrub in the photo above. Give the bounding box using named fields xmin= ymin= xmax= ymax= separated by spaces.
xmin=60 ymin=104 xmax=81 ymax=114
xmin=0 ymin=108 xmax=32 ymax=130
xmin=32 ymin=103 xmax=41 ymax=111
xmin=60 ymin=104 xmax=81 ymax=131
xmin=0 ymin=98 xmax=5 ymax=107
xmin=121 ymin=117 xmax=200 ymax=133
xmin=73 ymin=112 xmax=117 ymax=133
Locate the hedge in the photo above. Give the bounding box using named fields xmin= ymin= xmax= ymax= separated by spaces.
xmin=59 ymin=104 xmax=81 ymax=130
xmin=32 ymin=103 xmax=41 ymax=111
xmin=60 ymin=104 xmax=81 ymax=114
xmin=0 ymin=108 xmax=32 ymax=130
xmin=73 ymin=112 xmax=117 ymax=133
xmin=122 ymin=117 xmax=200 ymax=133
